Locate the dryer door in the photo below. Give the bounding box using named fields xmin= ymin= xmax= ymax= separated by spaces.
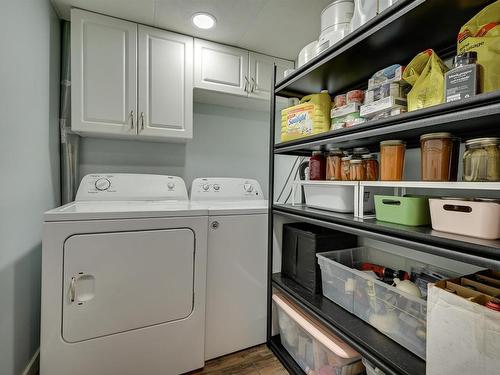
xmin=62 ymin=228 xmax=195 ymax=343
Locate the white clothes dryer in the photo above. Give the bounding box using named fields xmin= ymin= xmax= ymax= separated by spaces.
xmin=190 ymin=177 xmax=268 ymax=360
xmin=41 ymin=174 xmax=208 ymax=375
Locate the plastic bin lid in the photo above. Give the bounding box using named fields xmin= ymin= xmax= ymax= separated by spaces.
xmin=273 ymin=293 xmax=361 ymax=359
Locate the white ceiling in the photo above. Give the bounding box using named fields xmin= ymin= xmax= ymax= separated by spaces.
xmin=50 ymin=0 xmax=333 ymax=60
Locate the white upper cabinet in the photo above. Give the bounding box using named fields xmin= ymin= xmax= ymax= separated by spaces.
xmin=194 ymin=39 xmax=294 ymax=100
xmin=248 ymin=52 xmax=294 ymax=100
xmin=71 ymin=9 xmax=137 ymax=136
xmin=138 ymin=26 xmax=193 ymax=140
xmin=71 ymin=10 xmax=193 ymax=142
xmin=194 ymin=40 xmax=249 ymax=97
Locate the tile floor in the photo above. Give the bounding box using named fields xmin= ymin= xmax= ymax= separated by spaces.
xmin=188 ymin=344 xmax=289 ymax=375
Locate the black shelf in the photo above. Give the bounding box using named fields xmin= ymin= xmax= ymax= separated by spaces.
xmin=273 ymin=204 xmax=500 ymax=270
xmin=272 ymin=273 xmax=426 ymax=375
xmin=268 ymin=335 xmax=306 ymax=375
xmin=274 ymin=91 xmax=500 ymax=155
xmin=276 ymin=0 xmax=495 ymax=98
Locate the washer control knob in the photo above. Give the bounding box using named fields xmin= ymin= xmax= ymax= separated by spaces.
xmin=95 ymin=178 xmax=111 ymax=191
xmin=213 ymin=184 xmax=220 ymax=191
xmin=243 ymin=183 xmax=253 ymax=193
xmin=202 ymin=183 xmax=210 ymax=191
xmin=167 ymin=182 xmax=175 ymax=190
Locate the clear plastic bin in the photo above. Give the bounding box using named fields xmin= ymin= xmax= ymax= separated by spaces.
xmin=273 ymin=293 xmax=364 ymax=375
xmin=361 ymin=358 xmax=385 ymax=375
xmin=316 ymin=247 xmax=468 ymax=359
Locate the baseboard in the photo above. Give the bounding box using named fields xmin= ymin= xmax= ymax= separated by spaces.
xmin=22 ymin=349 xmax=40 ymax=375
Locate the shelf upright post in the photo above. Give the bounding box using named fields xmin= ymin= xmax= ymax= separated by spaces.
xmin=266 ymin=64 xmax=277 ymax=342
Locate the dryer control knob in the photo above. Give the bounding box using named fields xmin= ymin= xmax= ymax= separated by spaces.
xmin=213 ymin=184 xmax=220 ymax=191
xmin=202 ymin=183 xmax=210 ymax=191
xmin=243 ymin=183 xmax=253 ymax=193
xmin=95 ymin=178 xmax=111 ymax=191
xmin=167 ymin=182 xmax=175 ymax=190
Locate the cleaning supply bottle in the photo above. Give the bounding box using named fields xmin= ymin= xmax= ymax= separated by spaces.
xmin=350 ymin=0 xmax=377 ymax=32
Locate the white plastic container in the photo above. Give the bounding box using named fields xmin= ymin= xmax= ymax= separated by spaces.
xmin=273 ymin=293 xmax=364 ymax=374
xmin=429 ymin=198 xmax=500 ymax=240
xmin=321 ymin=0 xmax=355 ymax=32
xmin=302 ymin=182 xmax=374 ymax=213
xmin=316 ymin=247 xmax=471 ymax=359
xmin=298 ymin=41 xmax=319 ymax=67
xmin=350 ymin=0 xmax=377 ymax=32
xmin=378 ymin=0 xmax=400 ymax=14
xmin=317 ymin=23 xmax=351 ymax=53
xmin=362 ymin=358 xmax=385 ymax=375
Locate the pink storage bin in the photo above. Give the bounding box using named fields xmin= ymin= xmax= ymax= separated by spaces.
xmin=429 ymin=198 xmax=500 ymax=240
xmin=273 ymin=293 xmax=364 ymax=375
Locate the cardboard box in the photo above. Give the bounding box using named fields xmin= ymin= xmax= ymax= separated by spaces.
xmin=427 ymin=281 xmax=500 ymax=375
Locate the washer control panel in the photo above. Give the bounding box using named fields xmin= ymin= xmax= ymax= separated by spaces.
xmin=190 ymin=178 xmax=264 ymax=201
xmin=75 ymin=174 xmax=188 ymax=201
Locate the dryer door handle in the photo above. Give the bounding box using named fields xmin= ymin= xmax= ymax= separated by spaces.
xmin=69 ymin=277 xmax=76 ymax=302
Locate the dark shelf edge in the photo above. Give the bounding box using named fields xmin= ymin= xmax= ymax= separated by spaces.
xmin=268 ymin=336 xmax=306 ymax=375
xmin=274 ymin=91 xmax=500 ymax=154
xmin=272 ymin=204 xmax=500 ymax=270
xmin=272 ymin=274 xmax=425 ymax=375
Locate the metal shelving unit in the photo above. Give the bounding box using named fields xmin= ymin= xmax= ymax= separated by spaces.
xmin=266 ymin=0 xmax=499 ymax=373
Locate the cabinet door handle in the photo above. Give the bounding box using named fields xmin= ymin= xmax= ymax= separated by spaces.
xmin=69 ymin=277 xmax=76 ymax=303
xmin=140 ymin=112 xmax=145 ymax=131
xmin=244 ymin=76 xmax=249 ymax=92
xmin=129 ymin=110 xmax=135 ymax=130
xmin=251 ymin=77 xmax=256 ymax=92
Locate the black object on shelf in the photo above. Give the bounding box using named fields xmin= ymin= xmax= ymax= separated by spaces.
xmin=273 ymin=273 xmax=426 ymax=375
xmin=282 ymin=223 xmax=357 ymax=294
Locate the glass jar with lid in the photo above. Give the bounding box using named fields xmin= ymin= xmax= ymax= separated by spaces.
xmin=362 ymin=153 xmax=379 ymax=181
xmin=380 ymin=140 xmax=406 ymax=181
xmin=309 ymin=151 xmax=326 ymax=180
xmin=420 ymin=132 xmax=460 ymax=181
xmin=341 ymin=155 xmax=352 ymax=181
xmin=326 ymin=148 xmax=343 ymax=180
xmin=349 ymin=159 xmax=366 ymax=181
xmin=463 ymin=137 xmax=500 ymax=182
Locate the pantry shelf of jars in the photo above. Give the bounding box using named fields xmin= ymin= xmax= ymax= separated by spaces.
xmin=267 ymin=1 xmax=500 ymax=375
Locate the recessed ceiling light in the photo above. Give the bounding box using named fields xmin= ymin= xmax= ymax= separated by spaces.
xmin=192 ymin=13 xmax=216 ymax=30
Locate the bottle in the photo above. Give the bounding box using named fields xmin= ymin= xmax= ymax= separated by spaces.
xmin=444 ymin=52 xmax=480 ymax=103
xmin=309 ymin=151 xmax=326 ymax=180
xmin=350 ymin=0 xmax=377 ymax=32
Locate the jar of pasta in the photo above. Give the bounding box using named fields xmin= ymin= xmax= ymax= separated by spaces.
xmin=349 ymin=159 xmax=366 ymax=181
xmin=362 ymin=154 xmax=379 ymax=181
xmin=463 ymin=138 xmax=500 ymax=182
xmin=380 ymin=140 xmax=406 ymax=181
xmin=341 ymin=156 xmax=352 ymax=180
xmin=326 ymin=149 xmax=343 ymax=180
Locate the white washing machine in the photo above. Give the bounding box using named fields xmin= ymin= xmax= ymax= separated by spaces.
xmin=190 ymin=177 xmax=268 ymax=360
xmin=41 ymin=174 xmax=208 ymax=375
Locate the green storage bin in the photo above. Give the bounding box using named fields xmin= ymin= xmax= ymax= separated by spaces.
xmin=374 ymin=195 xmax=431 ymax=226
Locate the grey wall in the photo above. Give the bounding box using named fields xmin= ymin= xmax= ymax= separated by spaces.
xmin=79 ymin=103 xmax=271 ymax=196
xmin=0 ymin=0 xmax=60 ymax=374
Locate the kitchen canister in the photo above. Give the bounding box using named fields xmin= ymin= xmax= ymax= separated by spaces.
xmin=321 ymin=0 xmax=355 ymax=32
xmin=297 ymin=40 xmax=319 ymax=67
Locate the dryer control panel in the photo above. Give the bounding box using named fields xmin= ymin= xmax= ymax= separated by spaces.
xmin=75 ymin=174 xmax=188 ymax=201
xmin=190 ymin=178 xmax=264 ymax=201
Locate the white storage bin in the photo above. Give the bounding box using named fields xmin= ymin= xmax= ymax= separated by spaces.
xmin=273 ymin=293 xmax=364 ymax=375
xmin=316 ymin=247 xmax=471 ymax=359
xmin=301 ymin=182 xmax=374 ymax=213
xmin=429 ymin=198 xmax=500 ymax=240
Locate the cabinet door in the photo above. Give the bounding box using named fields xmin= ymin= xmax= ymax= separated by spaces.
xmin=194 ymin=39 xmax=249 ymax=97
xmin=71 ymin=9 xmax=137 ymax=136
xmin=248 ymin=52 xmax=294 ymax=100
xmin=138 ymin=26 xmax=193 ymax=140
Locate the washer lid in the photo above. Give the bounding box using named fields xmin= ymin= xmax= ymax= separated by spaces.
xmin=44 ymin=201 xmax=208 ymax=221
